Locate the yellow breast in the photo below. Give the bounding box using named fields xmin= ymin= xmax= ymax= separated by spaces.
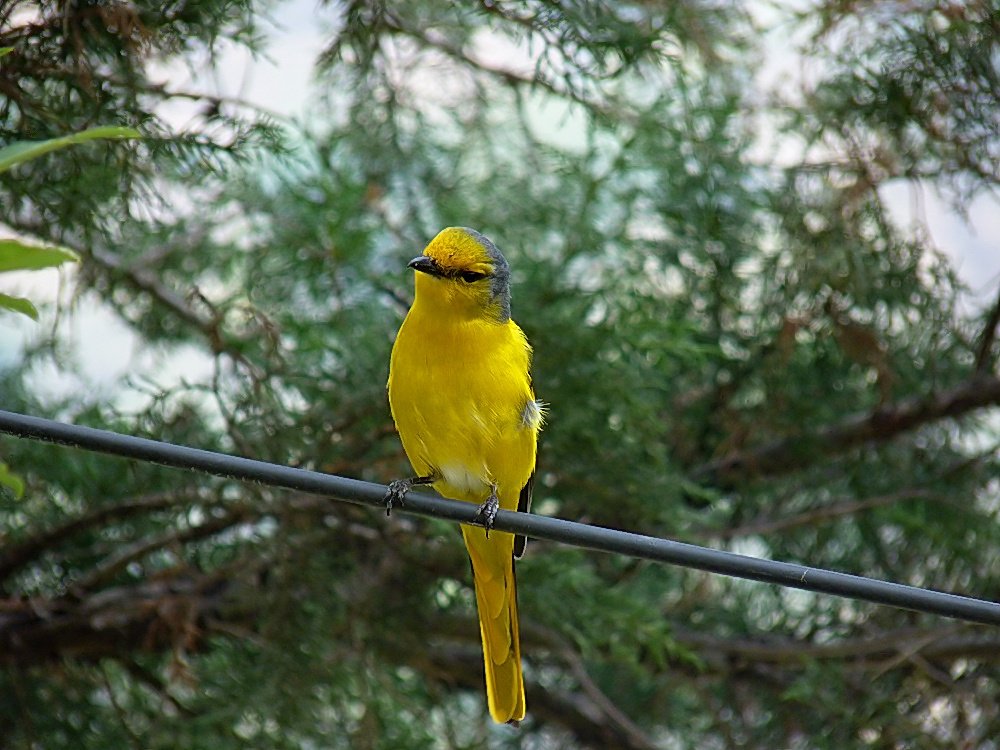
xmin=388 ymin=306 xmax=538 ymax=508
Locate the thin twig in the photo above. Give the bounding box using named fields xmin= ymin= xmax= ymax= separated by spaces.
xmin=101 ymin=662 xmax=143 ymax=750
xmin=70 ymin=508 xmax=254 ymax=593
xmin=119 ymin=658 xmax=197 ymax=717
xmin=707 ymin=488 xmax=939 ymax=540
xmin=692 ymin=374 xmax=1000 ymax=484
xmin=558 ymin=639 xmax=659 ymax=749
xmin=0 ymin=488 xmax=210 ymax=583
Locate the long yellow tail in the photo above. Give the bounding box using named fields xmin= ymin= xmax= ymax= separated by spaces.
xmin=461 ymin=525 xmax=525 ymax=724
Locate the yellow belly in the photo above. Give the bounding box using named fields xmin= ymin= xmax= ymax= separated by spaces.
xmin=387 ymin=310 xmax=537 ymax=509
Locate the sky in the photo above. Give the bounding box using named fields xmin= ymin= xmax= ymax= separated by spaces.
xmin=2 ymin=0 xmax=998 ymax=395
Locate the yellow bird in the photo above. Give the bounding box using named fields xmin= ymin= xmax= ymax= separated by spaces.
xmin=385 ymin=227 xmax=542 ymax=724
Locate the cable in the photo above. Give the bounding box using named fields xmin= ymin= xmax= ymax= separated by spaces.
xmin=1 ymin=408 xmax=999 ymax=626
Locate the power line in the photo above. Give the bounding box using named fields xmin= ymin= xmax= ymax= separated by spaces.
xmin=1 ymin=408 xmax=999 ymax=626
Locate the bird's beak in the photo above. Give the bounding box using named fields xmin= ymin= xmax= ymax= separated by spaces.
xmin=408 ymin=256 xmax=444 ymax=277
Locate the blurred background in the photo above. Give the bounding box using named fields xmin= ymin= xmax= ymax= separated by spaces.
xmin=2 ymin=1 xmax=1000 ymax=747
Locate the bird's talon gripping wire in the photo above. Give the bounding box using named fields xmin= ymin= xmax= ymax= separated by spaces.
xmin=475 ymin=486 xmax=501 ymax=536
xmin=384 ymin=475 xmax=434 ymax=516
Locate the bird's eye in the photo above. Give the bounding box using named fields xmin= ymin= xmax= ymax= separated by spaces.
xmin=459 ymin=270 xmax=487 ymax=283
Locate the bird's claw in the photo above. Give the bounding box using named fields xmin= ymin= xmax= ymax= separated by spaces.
xmin=384 ymin=474 xmax=436 ymax=516
xmin=384 ymin=478 xmax=413 ymax=516
xmin=475 ymin=493 xmax=500 ymax=537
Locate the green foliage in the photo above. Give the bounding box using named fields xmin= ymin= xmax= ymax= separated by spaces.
xmin=0 ymin=292 xmax=39 ymax=320
xmin=804 ymin=2 xmax=1000 ymax=203
xmin=0 ymin=461 xmax=24 ymax=498
xmin=0 ymin=240 xmax=78 ymax=272
xmin=2 ymin=0 xmax=1000 ymax=748
xmin=0 ymin=125 xmax=138 ymax=317
xmin=0 ymin=125 xmax=140 ymax=173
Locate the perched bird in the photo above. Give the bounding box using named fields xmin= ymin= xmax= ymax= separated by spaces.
xmin=386 ymin=227 xmax=542 ymax=724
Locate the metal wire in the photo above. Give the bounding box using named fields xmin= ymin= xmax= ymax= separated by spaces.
xmin=2 ymin=408 xmax=999 ymax=626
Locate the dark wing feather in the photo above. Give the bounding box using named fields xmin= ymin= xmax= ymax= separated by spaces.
xmin=513 ymin=470 xmax=534 ymax=559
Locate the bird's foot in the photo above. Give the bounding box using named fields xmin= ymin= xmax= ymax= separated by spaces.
xmin=474 ymin=487 xmax=500 ymax=537
xmin=383 ymin=475 xmax=434 ymax=516
xmin=384 ymin=479 xmax=411 ymax=516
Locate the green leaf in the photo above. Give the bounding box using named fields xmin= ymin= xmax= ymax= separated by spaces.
xmin=0 ymin=125 xmax=141 ymax=173
xmin=0 ymin=462 xmax=25 ymax=499
xmin=0 ymin=46 xmax=13 ymax=59
xmin=0 ymin=293 xmax=39 ymax=320
xmin=0 ymin=239 xmax=79 ymax=273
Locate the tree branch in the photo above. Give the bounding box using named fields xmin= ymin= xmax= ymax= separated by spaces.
xmin=419 ymin=645 xmax=659 ymax=750
xmin=0 ymin=571 xmax=253 ymax=667
xmin=384 ymin=15 xmax=621 ymax=119
xmin=975 ymin=284 xmax=1000 ymax=372
xmin=0 ymin=489 xmax=209 ymax=584
xmin=4 ymin=564 xmax=996 ymax=742
xmin=702 ymin=445 xmax=998 ymax=539
xmin=673 ymin=624 xmax=1000 ymax=668
xmin=703 ymin=488 xmax=939 ymax=540
xmin=69 ymin=507 xmax=254 ymax=593
xmin=87 ymin=246 xmax=226 ymax=350
xmin=692 ymin=374 xmax=1000 ymax=484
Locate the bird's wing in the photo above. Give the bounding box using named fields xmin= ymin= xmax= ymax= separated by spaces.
xmin=513 ymin=470 xmax=534 ymax=559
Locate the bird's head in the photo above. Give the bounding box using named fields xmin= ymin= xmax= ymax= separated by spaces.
xmin=408 ymin=227 xmax=512 ymax=322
